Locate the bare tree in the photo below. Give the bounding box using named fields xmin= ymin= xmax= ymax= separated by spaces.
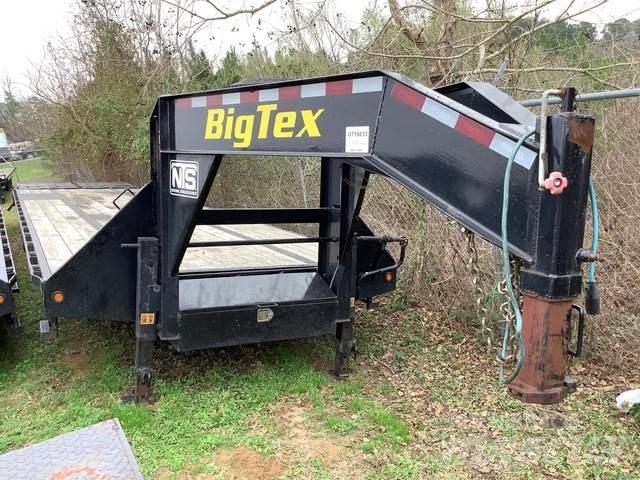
xmin=320 ymin=0 xmax=638 ymax=88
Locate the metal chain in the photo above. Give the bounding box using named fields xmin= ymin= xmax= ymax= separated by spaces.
xmin=464 ymin=230 xmax=522 ymax=371
xmin=464 ymin=229 xmax=494 ymax=352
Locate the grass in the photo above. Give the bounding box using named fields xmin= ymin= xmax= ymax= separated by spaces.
xmin=3 ymin=157 xmax=62 ymax=183
xmin=0 ymin=160 xmax=638 ymax=478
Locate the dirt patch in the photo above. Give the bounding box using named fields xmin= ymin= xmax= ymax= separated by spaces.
xmin=264 ymin=400 xmax=367 ymax=478
xmin=62 ymin=351 xmax=92 ymax=378
xmin=60 ymin=337 xmax=94 ymax=379
xmin=271 ymin=402 xmax=344 ymax=464
xmin=214 ymin=446 xmax=284 ymax=480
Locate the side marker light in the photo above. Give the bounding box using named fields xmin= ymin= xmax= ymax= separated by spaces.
xmin=52 ymin=291 xmax=65 ymax=304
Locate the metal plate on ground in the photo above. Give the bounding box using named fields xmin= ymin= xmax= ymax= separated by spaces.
xmin=0 ymin=419 xmax=143 ymax=480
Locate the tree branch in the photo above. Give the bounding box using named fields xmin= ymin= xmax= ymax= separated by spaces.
xmin=399 ymin=0 xmax=555 ymax=24
xmin=161 ymin=0 xmax=277 ymax=22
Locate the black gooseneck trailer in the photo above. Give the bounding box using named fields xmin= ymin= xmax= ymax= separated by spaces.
xmin=15 ymin=71 xmax=596 ymax=404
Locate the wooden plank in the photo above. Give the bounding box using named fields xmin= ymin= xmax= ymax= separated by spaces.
xmin=21 ymin=187 xmax=318 ymax=272
xmin=21 ymin=199 xmax=73 ymax=273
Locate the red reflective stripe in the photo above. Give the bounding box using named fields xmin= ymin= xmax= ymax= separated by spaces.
xmin=176 ymin=98 xmax=191 ymax=109
xmin=326 ymin=79 xmax=352 ymax=96
xmin=206 ymin=95 xmax=222 ymax=106
xmin=240 ymin=90 xmax=259 ymax=103
xmin=390 ymin=82 xmax=425 ymax=110
xmin=279 ymin=85 xmax=301 ymax=100
xmin=455 ymin=116 xmax=495 ymax=147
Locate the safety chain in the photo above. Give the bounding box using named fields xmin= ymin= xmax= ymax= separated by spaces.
xmin=464 ymin=229 xmax=493 ymax=351
xmin=464 ymin=230 xmax=522 ymax=372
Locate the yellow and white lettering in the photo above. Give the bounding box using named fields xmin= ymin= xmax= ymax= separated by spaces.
xmin=204 ymin=109 xmax=225 ymax=139
xmin=296 ymin=109 xmax=324 ymax=138
xmin=233 ymin=115 xmax=255 ymax=148
xmin=273 ymin=111 xmax=296 ymax=138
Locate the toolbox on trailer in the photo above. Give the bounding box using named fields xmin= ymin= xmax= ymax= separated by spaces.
xmin=15 ymin=70 xmax=597 ymax=405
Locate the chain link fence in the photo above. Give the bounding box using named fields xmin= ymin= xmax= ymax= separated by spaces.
xmin=202 ymin=99 xmax=640 ymax=371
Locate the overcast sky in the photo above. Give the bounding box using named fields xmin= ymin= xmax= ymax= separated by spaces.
xmin=0 ymin=0 xmax=637 ymax=99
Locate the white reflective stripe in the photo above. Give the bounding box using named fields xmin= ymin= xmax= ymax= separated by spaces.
xmin=352 ymin=76 xmax=383 ymax=93
xmin=489 ymin=133 xmax=535 ymax=169
xmin=421 ymin=98 xmax=459 ymax=128
xmin=259 ymin=88 xmax=279 ymax=102
xmin=222 ymin=92 xmax=241 ymax=105
xmin=489 ymin=133 xmax=514 ymax=157
xmin=514 ymin=148 xmax=537 ymax=170
xmin=301 ymin=83 xmax=326 ymax=98
xmin=191 ymin=97 xmax=206 ymax=108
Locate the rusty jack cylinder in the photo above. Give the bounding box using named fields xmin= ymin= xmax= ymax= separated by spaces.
xmin=508 ymin=295 xmax=575 ymax=404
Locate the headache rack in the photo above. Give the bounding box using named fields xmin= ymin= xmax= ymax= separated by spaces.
xmin=15 ymin=70 xmax=596 ymax=405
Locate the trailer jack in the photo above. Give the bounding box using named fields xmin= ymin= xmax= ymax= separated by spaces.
xmin=123 ymin=238 xmax=160 ymax=404
xmin=333 ymin=320 xmax=355 ymax=378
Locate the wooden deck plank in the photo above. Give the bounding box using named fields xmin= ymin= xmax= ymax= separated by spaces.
xmin=19 ymin=187 xmax=317 ymax=274
xmin=21 ymin=199 xmax=73 ymax=272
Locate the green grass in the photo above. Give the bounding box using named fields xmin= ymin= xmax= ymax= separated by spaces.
xmin=0 ymin=159 xmax=638 ymax=479
xmin=4 ymin=157 xmax=62 ymax=183
xmin=0 ymin=189 xmax=412 ymax=477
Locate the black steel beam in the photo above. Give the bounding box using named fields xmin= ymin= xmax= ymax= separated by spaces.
xmin=196 ymin=208 xmax=331 ymax=225
xmin=188 ymin=236 xmax=336 ymax=248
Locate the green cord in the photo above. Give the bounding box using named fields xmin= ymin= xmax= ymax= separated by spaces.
xmin=500 ymin=129 xmax=536 ymax=383
xmin=588 ymin=177 xmax=599 ymax=282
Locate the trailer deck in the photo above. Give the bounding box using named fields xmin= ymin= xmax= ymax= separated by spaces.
xmin=14 ymin=184 xmax=317 ymax=282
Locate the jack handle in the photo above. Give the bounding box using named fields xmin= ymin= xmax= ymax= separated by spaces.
xmin=568 ymin=304 xmax=585 ymax=357
xmin=356 ymin=236 xmax=408 ymax=282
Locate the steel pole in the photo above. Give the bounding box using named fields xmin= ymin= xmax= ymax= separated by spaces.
xmin=521 ymin=87 xmax=640 ymax=107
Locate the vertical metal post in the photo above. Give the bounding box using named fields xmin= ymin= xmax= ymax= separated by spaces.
xmin=318 ymin=157 xmax=341 ymax=280
xmin=332 ymin=163 xmax=362 ymax=377
xmin=511 ymin=102 xmax=594 ymax=404
xmin=133 ymin=237 xmax=160 ymax=404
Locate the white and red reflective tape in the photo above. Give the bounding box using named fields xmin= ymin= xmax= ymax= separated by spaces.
xmin=176 ymin=76 xmax=384 ymax=109
xmin=175 ymin=76 xmax=535 ymax=168
xmin=390 ymin=82 xmax=536 ymax=169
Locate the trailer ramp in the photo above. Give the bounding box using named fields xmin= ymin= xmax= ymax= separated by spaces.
xmin=0 ymin=419 xmax=143 ymax=479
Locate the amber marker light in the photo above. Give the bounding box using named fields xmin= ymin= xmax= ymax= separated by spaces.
xmin=0 ymin=294 xmax=5 ymax=304
xmin=52 ymin=291 xmax=65 ymax=304
xmin=385 ymin=272 xmax=393 ymax=282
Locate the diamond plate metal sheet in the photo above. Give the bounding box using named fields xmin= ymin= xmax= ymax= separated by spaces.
xmin=0 ymin=419 xmax=143 ymax=480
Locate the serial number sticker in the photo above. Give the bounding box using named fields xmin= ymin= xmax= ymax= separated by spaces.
xmin=345 ymin=126 xmax=370 ymax=153
xmin=140 ymin=313 xmax=156 ymax=325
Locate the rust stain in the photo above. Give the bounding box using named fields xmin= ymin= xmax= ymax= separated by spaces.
xmin=508 ymin=295 xmax=573 ymax=404
xmin=48 ymin=465 xmax=111 ymax=480
xmin=567 ymin=116 xmax=595 ymax=152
